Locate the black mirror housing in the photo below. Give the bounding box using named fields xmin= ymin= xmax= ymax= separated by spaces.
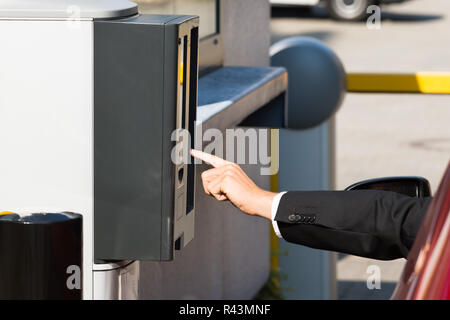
xmin=345 ymin=177 xmax=431 ymax=198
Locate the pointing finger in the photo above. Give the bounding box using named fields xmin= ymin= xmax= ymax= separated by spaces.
xmin=190 ymin=149 xmax=229 ymax=168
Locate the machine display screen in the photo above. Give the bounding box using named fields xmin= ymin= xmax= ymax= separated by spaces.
xmin=138 ymin=0 xmax=218 ymax=39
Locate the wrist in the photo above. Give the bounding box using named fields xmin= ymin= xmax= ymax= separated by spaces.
xmin=252 ymin=190 xmax=276 ymax=220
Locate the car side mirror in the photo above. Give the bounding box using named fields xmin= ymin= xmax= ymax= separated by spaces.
xmin=345 ymin=177 xmax=432 ymax=198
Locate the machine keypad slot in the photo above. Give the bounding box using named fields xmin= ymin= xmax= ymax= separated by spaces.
xmin=172 ymin=23 xmax=198 ymax=254
xmin=178 ymin=167 xmax=184 ymax=184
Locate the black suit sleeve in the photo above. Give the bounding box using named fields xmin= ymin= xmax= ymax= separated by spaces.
xmin=274 ymin=190 xmax=432 ymax=260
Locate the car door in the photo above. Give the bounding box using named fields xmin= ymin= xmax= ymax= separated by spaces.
xmin=392 ymin=162 xmax=450 ymax=300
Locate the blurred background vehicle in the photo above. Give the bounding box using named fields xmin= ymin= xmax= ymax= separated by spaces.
xmin=270 ymin=0 xmax=411 ymax=21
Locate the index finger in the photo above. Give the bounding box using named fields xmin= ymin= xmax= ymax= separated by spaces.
xmin=190 ymin=149 xmax=229 ymax=168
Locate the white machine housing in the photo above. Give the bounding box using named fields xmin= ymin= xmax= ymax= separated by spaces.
xmin=0 ymin=0 xmax=157 ymax=300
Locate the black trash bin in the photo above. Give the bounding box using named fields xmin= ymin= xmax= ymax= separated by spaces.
xmin=0 ymin=212 xmax=82 ymax=300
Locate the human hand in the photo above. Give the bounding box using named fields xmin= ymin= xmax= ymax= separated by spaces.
xmin=190 ymin=149 xmax=276 ymax=220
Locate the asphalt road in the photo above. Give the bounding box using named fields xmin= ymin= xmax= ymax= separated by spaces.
xmin=270 ymin=0 xmax=450 ymax=300
xmin=271 ymin=0 xmax=450 ymax=73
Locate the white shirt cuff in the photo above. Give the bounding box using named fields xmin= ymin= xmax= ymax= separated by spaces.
xmin=271 ymin=191 xmax=287 ymax=239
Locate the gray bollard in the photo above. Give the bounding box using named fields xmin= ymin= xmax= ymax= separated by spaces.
xmin=271 ymin=37 xmax=346 ymax=129
xmin=271 ymin=37 xmax=344 ymax=299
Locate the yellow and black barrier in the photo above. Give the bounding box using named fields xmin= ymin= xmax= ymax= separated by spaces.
xmin=347 ymin=72 xmax=450 ymax=94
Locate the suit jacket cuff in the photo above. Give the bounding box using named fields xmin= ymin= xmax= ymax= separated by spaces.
xmin=271 ymin=192 xmax=286 ymax=239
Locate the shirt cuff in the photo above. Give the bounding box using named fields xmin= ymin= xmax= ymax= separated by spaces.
xmin=271 ymin=191 xmax=287 ymax=239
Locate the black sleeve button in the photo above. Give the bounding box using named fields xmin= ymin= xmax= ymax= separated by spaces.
xmin=288 ymin=214 xmax=296 ymax=222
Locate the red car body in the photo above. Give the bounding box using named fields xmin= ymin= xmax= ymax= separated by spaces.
xmin=392 ymin=162 xmax=450 ymax=300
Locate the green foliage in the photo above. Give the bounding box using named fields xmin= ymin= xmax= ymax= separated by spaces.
xmin=253 ymin=269 xmax=285 ymax=300
xmin=253 ymin=242 xmax=290 ymax=300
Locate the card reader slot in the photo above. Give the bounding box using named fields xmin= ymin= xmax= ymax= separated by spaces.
xmin=185 ymin=27 xmax=199 ymax=216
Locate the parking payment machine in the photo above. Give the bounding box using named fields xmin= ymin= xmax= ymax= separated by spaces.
xmin=0 ymin=0 xmax=198 ymax=299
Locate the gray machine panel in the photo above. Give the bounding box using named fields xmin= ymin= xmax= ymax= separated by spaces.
xmin=94 ymin=14 xmax=198 ymax=261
